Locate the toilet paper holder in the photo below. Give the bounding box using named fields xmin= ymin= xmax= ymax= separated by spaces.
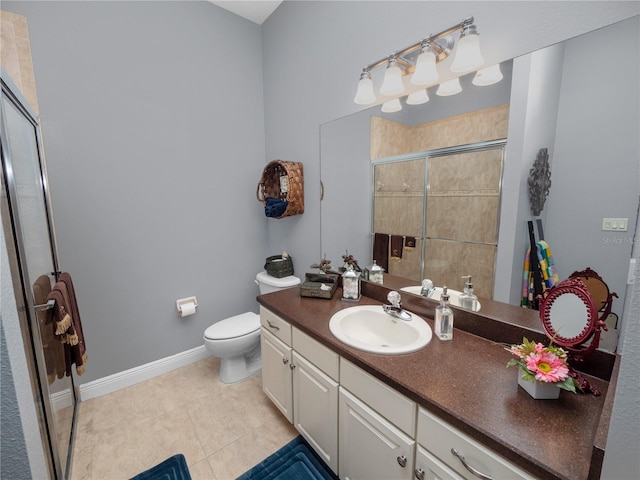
xmin=176 ymin=296 xmax=198 ymax=317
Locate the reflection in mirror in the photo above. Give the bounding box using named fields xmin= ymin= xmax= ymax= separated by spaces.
xmin=539 ymin=277 xmax=603 ymax=395
xmin=321 ymin=63 xmax=512 ymax=294
xmin=546 ymin=293 xmax=591 ymax=341
xmin=320 ymin=18 xmax=639 ymax=351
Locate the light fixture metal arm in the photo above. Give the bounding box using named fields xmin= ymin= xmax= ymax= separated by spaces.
xmin=360 ymin=16 xmax=475 ymax=72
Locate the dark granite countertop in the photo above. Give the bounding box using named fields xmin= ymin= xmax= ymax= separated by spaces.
xmin=257 ymin=282 xmax=619 ymax=480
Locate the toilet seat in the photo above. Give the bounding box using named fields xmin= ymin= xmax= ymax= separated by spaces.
xmin=204 ymin=312 xmax=259 ymax=340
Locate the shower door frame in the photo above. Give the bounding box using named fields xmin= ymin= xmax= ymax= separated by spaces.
xmin=1 ymin=70 xmax=77 ymax=479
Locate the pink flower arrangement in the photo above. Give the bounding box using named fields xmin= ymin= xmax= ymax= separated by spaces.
xmin=506 ymin=338 xmax=577 ymax=393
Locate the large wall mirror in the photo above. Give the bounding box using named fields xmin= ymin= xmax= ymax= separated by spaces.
xmin=320 ymin=16 xmax=639 ymax=351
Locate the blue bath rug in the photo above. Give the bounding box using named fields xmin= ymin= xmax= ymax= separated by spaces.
xmin=236 ymin=436 xmax=338 ymax=480
xmin=129 ymin=454 xmax=191 ymax=480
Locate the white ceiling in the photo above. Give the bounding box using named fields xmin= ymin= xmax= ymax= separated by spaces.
xmin=208 ymin=1 xmax=282 ymax=25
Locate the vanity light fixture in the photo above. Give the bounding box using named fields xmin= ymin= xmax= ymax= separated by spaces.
xmin=472 ymin=64 xmax=503 ymax=86
xmin=353 ymin=16 xmax=497 ymax=111
xmin=406 ymin=89 xmax=430 ymax=105
xmin=411 ymin=42 xmax=440 ymax=86
xmin=354 ymin=69 xmax=376 ymax=105
xmin=381 ymin=98 xmax=403 ymax=113
xmin=450 ymin=24 xmax=484 ymax=72
xmin=436 ymin=78 xmax=462 ymax=96
xmin=380 ymin=56 xmax=407 ymax=96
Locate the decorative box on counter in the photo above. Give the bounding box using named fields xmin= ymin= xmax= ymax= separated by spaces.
xmin=300 ymin=273 xmax=339 ymax=299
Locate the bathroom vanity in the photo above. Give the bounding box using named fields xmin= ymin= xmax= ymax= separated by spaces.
xmin=257 ymin=281 xmax=617 ymax=480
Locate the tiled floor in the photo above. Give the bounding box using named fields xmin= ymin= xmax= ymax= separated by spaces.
xmin=70 ymin=356 xmax=298 ymax=479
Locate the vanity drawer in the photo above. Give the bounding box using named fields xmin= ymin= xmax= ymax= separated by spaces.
xmin=340 ymin=359 xmax=416 ymax=436
xmin=260 ymin=306 xmax=292 ymax=346
xmin=417 ymin=408 xmax=536 ymax=480
xmin=292 ymin=327 xmax=339 ymax=381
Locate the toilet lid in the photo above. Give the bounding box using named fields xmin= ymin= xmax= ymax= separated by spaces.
xmin=204 ymin=312 xmax=260 ymax=340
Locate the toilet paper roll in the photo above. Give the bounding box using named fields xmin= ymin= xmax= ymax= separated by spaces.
xmin=179 ymin=302 xmax=196 ymax=317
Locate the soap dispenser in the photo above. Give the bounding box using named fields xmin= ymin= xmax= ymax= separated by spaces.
xmin=435 ymin=286 xmax=454 ymax=341
xmin=459 ymin=276 xmax=478 ymax=311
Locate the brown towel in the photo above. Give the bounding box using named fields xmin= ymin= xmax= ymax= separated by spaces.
xmin=32 ymin=275 xmax=66 ymax=384
xmin=46 ymin=273 xmax=87 ymax=377
xmin=390 ymin=235 xmax=404 ymax=260
xmin=405 ymin=236 xmax=416 ymax=249
xmin=59 ymin=273 xmax=87 ymax=376
xmin=373 ymin=233 xmax=389 ymax=272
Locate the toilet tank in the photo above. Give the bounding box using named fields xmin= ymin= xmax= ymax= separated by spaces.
xmin=256 ymin=271 xmax=301 ymax=294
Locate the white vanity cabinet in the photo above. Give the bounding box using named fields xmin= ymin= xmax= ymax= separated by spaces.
xmin=260 ymin=307 xmax=293 ymax=421
xmin=417 ymin=408 xmax=536 ymax=480
xmin=414 ymin=445 xmax=464 ymax=480
xmin=260 ymin=307 xmax=339 ymax=474
xmin=339 ymin=359 xmax=417 ymax=480
xmin=339 ymin=387 xmax=415 ymax=480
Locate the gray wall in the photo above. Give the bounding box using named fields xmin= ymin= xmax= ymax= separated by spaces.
xmin=545 ymin=16 xmax=639 ymax=306
xmin=2 ymin=1 xmax=639 ymax=478
xmin=4 ymin=1 xmax=269 ymax=384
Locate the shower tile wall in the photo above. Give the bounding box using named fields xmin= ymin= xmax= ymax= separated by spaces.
xmin=371 ymin=105 xmax=508 ymax=296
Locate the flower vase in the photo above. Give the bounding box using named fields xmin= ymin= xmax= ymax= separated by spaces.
xmin=518 ymin=374 xmax=560 ymax=399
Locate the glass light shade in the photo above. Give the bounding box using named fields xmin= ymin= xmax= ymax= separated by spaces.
xmin=450 ymin=32 xmax=484 ymax=72
xmin=354 ymin=76 xmax=376 ymax=105
xmin=472 ymin=64 xmax=503 ymax=86
xmin=380 ymin=61 xmax=405 ymax=96
xmin=381 ymin=98 xmax=402 ymax=113
xmin=436 ymin=78 xmax=462 ymax=96
xmin=411 ymin=49 xmax=439 ymax=86
xmin=406 ymin=89 xmax=429 ymax=105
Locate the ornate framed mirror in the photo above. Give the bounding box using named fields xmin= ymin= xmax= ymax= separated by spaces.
xmin=539 ymin=276 xmax=609 ymax=395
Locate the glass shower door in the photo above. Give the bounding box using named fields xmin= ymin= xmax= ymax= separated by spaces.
xmin=1 ymin=76 xmax=75 ymax=478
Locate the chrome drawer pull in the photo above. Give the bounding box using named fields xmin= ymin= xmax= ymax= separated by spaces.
xmin=414 ymin=468 xmax=425 ymax=480
xmin=451 ymin=448 xmax=492 ymax=480
xmin=397 ymin=455 xmax=407 ymax=467
xmin=282 ymin=358 xmax=289 ymax=365
xmin=267 ymin=320 xmax=280 ymax=330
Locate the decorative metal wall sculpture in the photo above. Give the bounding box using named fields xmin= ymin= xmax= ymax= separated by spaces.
xmin=527 ymin=148 xmax=552 ymax=216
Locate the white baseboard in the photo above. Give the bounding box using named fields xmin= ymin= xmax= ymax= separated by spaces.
xmin=51 ymin=388 xmax=73 ymax=412
xmin=78 ymin=345 xmax=210 ymax=401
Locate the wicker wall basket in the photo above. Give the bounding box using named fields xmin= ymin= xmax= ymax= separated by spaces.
xmin=256 ymin=160 xmax=304 ymax=218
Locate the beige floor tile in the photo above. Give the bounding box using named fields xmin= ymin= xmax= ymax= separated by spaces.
xmin=207 ymin=414 xmax=298 ymax=480
xmin=91 ymin=404 xmax=205 ymax=479
xmin=70 ymin=357 xmax=297 ymax=480
xmin=188 ymin=457 xmax=218 ymax=480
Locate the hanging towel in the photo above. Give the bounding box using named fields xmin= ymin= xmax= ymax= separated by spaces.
xmin=46 ymin=273 xmax=87 ymax=377
xmin=404 ymin=236 xmax=416 ymax=249
xmin=32 ymin=275 xmax=66 ymax=384
xmin=264 ymin=197 xmax=288 ymax=218
xmin=521 ymin=241 xmax=559 ymax=308
xmin=537 ymin=241 xmax=559 ymax=289
xmin=390 ymin=235 xmax=404 ymax=260
xmin=373 ymin=233 xmax=389 ymax=272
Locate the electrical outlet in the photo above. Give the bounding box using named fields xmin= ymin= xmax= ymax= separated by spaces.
xmin=602 ymin=217 xmax=628 ymax=231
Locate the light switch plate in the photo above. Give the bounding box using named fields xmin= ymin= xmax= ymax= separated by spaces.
xmin=602 ymin=217 xmax=628 ymax=231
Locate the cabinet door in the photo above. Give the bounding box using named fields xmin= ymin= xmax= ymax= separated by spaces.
xmin=339 ymin=388 xmax=415 ymax=480
xmin=292 ymin=352 xmax=339 ymax=474
xmin=261 ymin=328 xmax=293 ymax=422
xmin=414 ymin=445 xmax=464 ymax=480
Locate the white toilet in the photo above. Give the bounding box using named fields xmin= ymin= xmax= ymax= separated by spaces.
xmin=203 ymin=271 xmax=300 ymax=383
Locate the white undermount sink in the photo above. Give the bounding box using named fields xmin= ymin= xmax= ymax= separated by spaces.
xmin=400 ymin=286 xmax=482 ymax=312
xmin=329 ymin=305 xmax=432 ymax=355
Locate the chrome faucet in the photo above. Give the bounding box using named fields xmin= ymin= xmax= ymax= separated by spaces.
xmin=382 ymin=291 xmax=412 ymax=321
xmin=420 ymin=279 xmax=435 ymax=297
